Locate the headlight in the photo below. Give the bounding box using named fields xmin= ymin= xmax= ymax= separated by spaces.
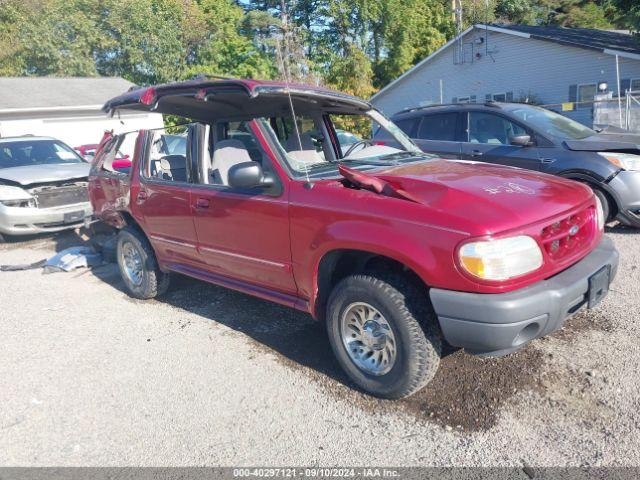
xmin=594 ymin=195 xmax=605 ymax=231
xmin=0 ymin=185 xmax=36 ymax=208
xmin=459 ymin=235 xmax=543 ymax=281
xmin=598 ymin=152 xmax=640 ymax=171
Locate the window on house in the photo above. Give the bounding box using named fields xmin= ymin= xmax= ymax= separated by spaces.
xmin=577 ymin=84 xmax=597 ymax=109
xmin=456 ymin=97 xmax=470 ymax=104
xmin=631 ymin=79 xmax=640 ymax=92
xmin=492 ymin=93 xmax=507 ymax=102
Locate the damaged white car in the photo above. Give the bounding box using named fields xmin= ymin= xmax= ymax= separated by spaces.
xmin=0 ymin=136 xmax=93 ymax=241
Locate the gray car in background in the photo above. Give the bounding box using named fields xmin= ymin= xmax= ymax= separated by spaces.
xmin=0 ymin=136 xmax=92 ymax=241
xmin=374 ymin=102 xmax=640 ymax=227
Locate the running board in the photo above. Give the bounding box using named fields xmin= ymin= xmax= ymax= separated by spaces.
xmin=166 ymin=263 xmax=309 ymax=312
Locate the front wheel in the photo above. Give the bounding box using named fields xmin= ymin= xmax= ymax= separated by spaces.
xmin=590 ymin=186 xmax=614 ymax=223
xmin=326 ymin=273 xmax=442 ymax=399
xmin=116 ymin=227 xmax=170 ymax=299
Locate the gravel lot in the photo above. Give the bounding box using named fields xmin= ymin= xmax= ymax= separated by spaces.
xmin=0 ymin=226 xmax=639 ymax=467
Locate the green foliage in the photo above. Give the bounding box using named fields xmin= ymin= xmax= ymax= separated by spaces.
xmin=0 ymin=0 xmax=276 ymax=83
xmin=611 ymin=0 xmax=640 ymax=32
xmin=0 ymin=0 xmax=634 ymax=104
xmin=495 ymin=0 xmax=536 ymax=24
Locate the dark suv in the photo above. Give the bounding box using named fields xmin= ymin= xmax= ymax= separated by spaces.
xmin=375 ymin=102 xmax=640 ymax=227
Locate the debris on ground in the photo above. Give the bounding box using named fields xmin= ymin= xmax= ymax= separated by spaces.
xmin=43 ymin=246 xmax=103 ymax=274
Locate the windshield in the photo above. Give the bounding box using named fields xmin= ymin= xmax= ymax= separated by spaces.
xmin=0 ymin=139 xmax=85 ymax=169
xmin=509 ymin=105 xmax=595 ymax=140
xmin=257 ymin=109 xmax=423 ymax=177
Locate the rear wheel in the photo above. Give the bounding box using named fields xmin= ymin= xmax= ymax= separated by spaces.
xmin=116 ymin=227 xmax=169 ymax=299
xmin=326 ymin=273 xmax=442 ymax=399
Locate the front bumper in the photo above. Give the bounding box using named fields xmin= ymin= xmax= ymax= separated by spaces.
xmin=0 ymin=202 xmax=93 ymax=236
xmin=607 ymin=170 xmax=640 ymax=227
xmin=429 ymin=236 xmax=619 ymax=356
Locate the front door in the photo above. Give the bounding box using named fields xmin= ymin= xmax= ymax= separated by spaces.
xmin=191 ymin=120 xmax=297 ymax=296
xmin=460 ymin=111 xmax=542 ymax=170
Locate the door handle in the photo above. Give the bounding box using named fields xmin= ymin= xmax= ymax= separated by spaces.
xmin=540 ymin=158 xmax=556 ymax=164
xmin=136 ymin=190 xmax=148 ymax=203
xmin=470 ymin=150 xmax=483 ymax=157
xmin=195 ymin=198 xmax=210 ymax=209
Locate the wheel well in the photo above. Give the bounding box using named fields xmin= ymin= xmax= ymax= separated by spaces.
xmin=314 ymin=249 xmax=428 ymax=321
xmin=567 ymin=177 xmax=618 ymax=219
xmin=118 ymin=211 xmax=144 ymax=232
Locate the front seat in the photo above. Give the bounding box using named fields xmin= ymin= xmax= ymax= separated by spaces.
xmin=211 ymin=139 xmax=256 ymax=185
xmin=285 ymin=132 xmax=315 ymax=152
xmin=159 ymin=155 xmax=187 ymax=182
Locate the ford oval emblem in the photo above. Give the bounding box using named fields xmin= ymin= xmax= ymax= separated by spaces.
xmin=569 ymin=225 xmax=579 ymax=236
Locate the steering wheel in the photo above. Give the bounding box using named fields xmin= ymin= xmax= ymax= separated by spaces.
xmin=344 ymin=139 xmax=375 ymax=157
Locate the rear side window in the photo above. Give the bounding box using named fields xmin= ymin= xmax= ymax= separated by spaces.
xmin=417 ymin=113 xmax=458 ymax=141
xmin=393 ymin=117 xmax=418 ymax=136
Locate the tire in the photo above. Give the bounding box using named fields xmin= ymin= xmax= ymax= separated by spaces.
xmin=116 ymin=226 xmax=170 ymax=299
xmin=590 ymin=186 xmax=613 ymax=223
xmin=326 ymin=273 xmax=442 ymax=399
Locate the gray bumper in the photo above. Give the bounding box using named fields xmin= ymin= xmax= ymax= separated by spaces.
xmin=0 ymin=202 xmax=93 ymax=236
xmin=607 ymin=170 xmax=640 ymax=227
xmin=429 ymin=236 xmax=619 ymax=356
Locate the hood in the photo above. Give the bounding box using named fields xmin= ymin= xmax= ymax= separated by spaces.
xmin=0 ymin=163 xmax=90 ymax=187
xmin=564 ymin=133 xmax=640 ymax=153
xmin=341 ymin=159 xmax=593 ymax=234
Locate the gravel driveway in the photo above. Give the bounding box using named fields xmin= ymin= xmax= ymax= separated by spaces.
xmin=0 ymin=227 xmax=639 ymax=467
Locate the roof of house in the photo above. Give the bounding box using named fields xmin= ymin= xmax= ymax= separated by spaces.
xmin=371 ymin=24 xmax=640 ymax=101
xmin=495 ymin=24 xmax=640 ymax=56
xmin=0 ymin=77 xmax=135 ymax=110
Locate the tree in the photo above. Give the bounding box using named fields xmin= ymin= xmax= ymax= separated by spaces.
xmin=0 ymin=0 xmax=277 ymax=83
xmin=495 ymin=0 xmax=536 ymax=24
xmin=611 ymin=0 xmax=640 ymax=32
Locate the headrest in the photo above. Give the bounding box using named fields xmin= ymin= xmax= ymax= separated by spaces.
xmin=160 ymin=155 xmax=186 ymax=170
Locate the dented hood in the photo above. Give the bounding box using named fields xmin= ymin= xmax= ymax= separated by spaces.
xmin=0 ymin=163 xmax=90 ymax=186
xmin=340 ymin=160 xmax=593 ymax=230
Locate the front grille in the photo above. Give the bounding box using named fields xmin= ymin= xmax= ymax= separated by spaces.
xmin=31 ymin=183 xmax=89 ymax=209
xmin=541 ymin=207 xmax=595 ymax=262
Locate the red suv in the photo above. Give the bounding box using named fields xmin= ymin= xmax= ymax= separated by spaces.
xmin=89 ymin=79 xmax=618 ymax=399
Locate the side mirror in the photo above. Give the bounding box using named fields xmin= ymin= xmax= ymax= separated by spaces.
xmin=509 ymin=134 xmax=533 ymax=147
xmin=228 ymin=162 xmax=275 ymax=189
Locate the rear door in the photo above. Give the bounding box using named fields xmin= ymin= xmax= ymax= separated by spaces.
xmin=460 ymin=111 xmax=542 ymax=170
xmin=89 ymin=131 xmax=139 ymax=226
xmin=412 ymin=112 xmax=462 ymax=158
xmin=136 ymin=129 xmax=201 ymax=268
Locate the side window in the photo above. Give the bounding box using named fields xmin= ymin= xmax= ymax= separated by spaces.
xmin=145 ymin=130 xmax=189 ymax=183
xmin=394 ymin=118 xmax=418 ymax=136
xmin=417 ymin=113 xmax=458 ymax=141
xmin=468 ymin=112 xmax=526 ymax=145
xmin=207 ymin=120 xmax=275 ymax=187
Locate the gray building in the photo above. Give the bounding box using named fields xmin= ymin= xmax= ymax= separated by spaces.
xmin=371 ymin=24 xmax=640 ymax=127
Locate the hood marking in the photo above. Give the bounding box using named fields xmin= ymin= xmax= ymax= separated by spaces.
xmin=484 ymin=183 xmax=536 ymax=195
